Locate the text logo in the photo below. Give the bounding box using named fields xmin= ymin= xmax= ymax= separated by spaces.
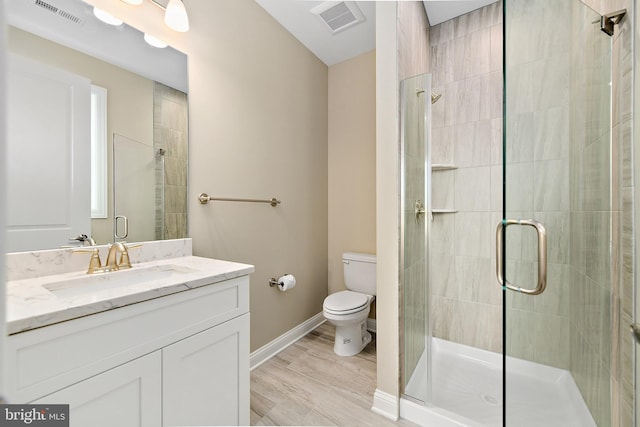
xmin=0 ymin=405 xmax=69 ymax=427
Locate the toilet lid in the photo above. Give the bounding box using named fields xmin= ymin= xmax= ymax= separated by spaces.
xmin=324 ymin=291 xmax=368 ymax=312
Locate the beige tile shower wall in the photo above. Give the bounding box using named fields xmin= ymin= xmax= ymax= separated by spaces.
xmin=428 ymin=2 xmax=503 ymax=354
xmin=504 ymin=0 xmax=573 ymax=370
xmin=628 ymin=7 xmax=638 ymax=427
xmin=397 ymin=1 xmax=430 ymax=81
xmin=154 ymin=83 xmax=188 ymax=240
xmin=327 ymin=51 xmax=376 ymax=299
xmin=569 ymin=3 xmax=614 ymax=423
xmin=584 ymin=1 xmax=634 ymax=426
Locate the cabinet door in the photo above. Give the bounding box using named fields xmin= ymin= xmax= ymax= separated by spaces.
xmin=34 ymin=352 xmax=161 ymax=427
xmin=163 ymin=314 xmax=249 ymax=427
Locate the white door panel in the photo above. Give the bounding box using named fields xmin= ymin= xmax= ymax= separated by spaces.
xmin=7 ymin=55 xmax=90 ymax=252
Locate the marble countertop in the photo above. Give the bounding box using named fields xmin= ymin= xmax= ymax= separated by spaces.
xmin=7 ymin=256 xmax=254 ymax=335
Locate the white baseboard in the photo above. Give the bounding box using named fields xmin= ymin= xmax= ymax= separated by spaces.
xmin=250 ymin=312 xmax=325 ymax=371
xmin=371 ymin=388 xmax=399 ymax=421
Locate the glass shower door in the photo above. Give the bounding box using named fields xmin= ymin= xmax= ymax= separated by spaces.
xmin=113 ymin=133 xmax=158 ymax=243
xmin=503 ymin=0 xmax=612 ymax=426
xmin=401 ymin=73 xmax=431 ymax=404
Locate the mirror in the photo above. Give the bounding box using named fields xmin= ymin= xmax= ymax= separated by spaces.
xmin=5 ymin=0 xmax=188 ymax=252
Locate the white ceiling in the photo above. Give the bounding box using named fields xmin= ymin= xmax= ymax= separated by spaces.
xmin=255 ymin=0 xmax=500 ymax=66
xmin=255 ymin=0 xmax=375 ymax=66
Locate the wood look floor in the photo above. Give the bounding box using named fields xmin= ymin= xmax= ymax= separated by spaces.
xmin=250 ymin=323 xmax=418 ymax=427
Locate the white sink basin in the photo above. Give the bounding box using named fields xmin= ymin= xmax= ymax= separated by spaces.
xmin=44 ymin=264 xmax=199 ymax=298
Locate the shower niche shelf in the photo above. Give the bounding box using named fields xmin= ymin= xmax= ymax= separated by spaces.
xmin=431 ymin=164 xmax=458 ymax=171
xmin=431 ymin=163 xmax=456 ymax=215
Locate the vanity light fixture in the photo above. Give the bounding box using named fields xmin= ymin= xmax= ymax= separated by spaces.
xmin=144 ymin=33 xmax=168 ymax=48
xmin=93 ymin=7 xmax=123 ymax=26
xmin=117 ymin=0 xmax=190 ymax=33
xmin=164 ymin=0 xmax=189 ymax=32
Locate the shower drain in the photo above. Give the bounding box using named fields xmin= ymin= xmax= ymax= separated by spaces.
xmin=481 ymin=394 xmax=501 ymax=405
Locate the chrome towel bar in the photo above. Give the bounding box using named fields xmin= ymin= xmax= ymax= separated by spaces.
xmin=198 ymin=193 xmax=281 ymax=207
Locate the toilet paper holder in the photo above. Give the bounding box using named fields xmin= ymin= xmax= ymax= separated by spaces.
xmin=269 ymin=275 xmax=291 ymax=287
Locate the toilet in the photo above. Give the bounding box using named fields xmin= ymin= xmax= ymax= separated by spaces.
xmin=323 ymin=252 xmax=376 ymax=356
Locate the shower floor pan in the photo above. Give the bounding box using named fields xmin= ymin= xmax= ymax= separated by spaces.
xmin=403 ymin=338 xmax=596 ymax=427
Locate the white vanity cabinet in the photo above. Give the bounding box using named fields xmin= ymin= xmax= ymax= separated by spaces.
xmin=6 ymin=274 xmax=250 ymax=427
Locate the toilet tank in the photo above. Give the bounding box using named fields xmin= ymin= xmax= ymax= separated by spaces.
xmin=343 ymin=252 xmax=376 ymax=295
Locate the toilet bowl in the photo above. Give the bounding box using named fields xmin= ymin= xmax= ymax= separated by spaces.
xmin=323 ymin=290 xmax=374 ymax=356
xmin=323 ymin=252 xmax=376 ymax=357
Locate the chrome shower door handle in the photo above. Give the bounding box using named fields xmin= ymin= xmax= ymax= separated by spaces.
xmin=114 ymin=215 xmax=129 ymax=239
xmin=496 ymin=219 xmax=547 ymax=295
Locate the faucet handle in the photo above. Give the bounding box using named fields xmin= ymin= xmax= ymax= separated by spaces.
xmin=72 ymin=248 xmax=103 ymax=274
xmin=117 ymin=243 xmax=142 ymax=269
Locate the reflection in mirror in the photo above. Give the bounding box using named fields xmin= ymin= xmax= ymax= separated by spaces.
xmin=114 ymin=134 xmax=156 ymax=243
xmin=5 ymin=0 xmax=188 ymax=252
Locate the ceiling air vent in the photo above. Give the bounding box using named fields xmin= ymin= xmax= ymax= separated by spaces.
xmin=311 ymin=1 xmax=365 ymax=34
xmin=34 ymin=0 xmax=83 ymax=25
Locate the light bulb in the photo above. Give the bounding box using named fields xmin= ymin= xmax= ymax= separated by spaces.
xmin=144 ymin=33 xmax=168 ymax=48
xmin=93 ymin=7 xmax=123 ymax=26
xmin=164 ymin=0 xmax=189 ymax=32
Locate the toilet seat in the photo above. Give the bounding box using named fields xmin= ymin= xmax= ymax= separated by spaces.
xmin=323 ymin=291 xmax=369 ymax=315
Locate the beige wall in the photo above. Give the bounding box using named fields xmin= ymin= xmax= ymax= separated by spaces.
xmin=7 ymin=26 xmax=154 ymax=246
xmin=187 ymin=1 xmax=328 ymax=352
xmin=327 ymin=51 xmax=376 ymax=301
xmin=86 ymin=0 xmax=329 ymax=352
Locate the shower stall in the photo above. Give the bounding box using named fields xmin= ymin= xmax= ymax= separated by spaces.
xmin=400 ymin=1 xmax=634 ymax=426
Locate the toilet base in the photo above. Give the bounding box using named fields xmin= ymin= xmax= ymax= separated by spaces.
xmin=332 ymin=319 xmax=372 ymax=357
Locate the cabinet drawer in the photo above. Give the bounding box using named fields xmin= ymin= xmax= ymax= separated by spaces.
xmin=8 ymin=276 xmax=249 ymax=403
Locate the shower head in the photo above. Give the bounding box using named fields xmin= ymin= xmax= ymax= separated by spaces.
xmin=431 ymin=92 xmax=442 ymax=104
